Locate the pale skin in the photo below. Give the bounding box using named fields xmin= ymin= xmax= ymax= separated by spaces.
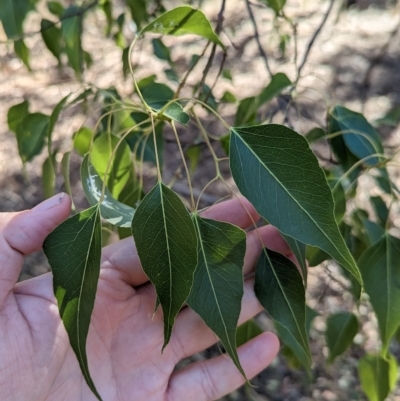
xmin=0 ymin=193 xmax=295 ymax=401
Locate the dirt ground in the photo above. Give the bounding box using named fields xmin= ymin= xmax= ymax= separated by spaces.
xmin=1 ymin=0 xmax=400 ymax=400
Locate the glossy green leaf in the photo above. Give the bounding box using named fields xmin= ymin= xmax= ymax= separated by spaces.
xmin=258 ymin=72 xmax=291 ymax=106
xmin=47 ymin=1 xmax=64 ymax=17
xmin=91 ymin=133 xmax=132 ymax=198
xmin=370 ymin=196 xmax=389 ymax=226
xmin=305 ymin=127 xmax=325 ymax=144
xmin=359 ymin=234 xmax=400 ymax=352
xmin=280 ymin=234 xmax=307 ymax=283
xmin=16 ymin=113 xmax=50 ymax=163
xmin=141 ymin=6 xmax=224 ymax=48
xmin=126 ymin=0 xmax=147 ymax=29
xmin=0 ymin=0 xmax=35 ymax=38
xmin=329 ymin=106 xmax=383 ymax=166
xmin=187 ymin=216 xmax=246 ymax=376
xmin=141 ymin=82 xmax=189 ymax=125
xmin=7 ymin=100 xmax=29 ymax=133
xmin=73 ymin=127 xmax=93 ymax=156
xmin=42 ymin=154 xmax=56 ymax=199
xmin=62 ymin=6 xmax=83 ymax=77
xmin=255 ymin=248 xmax=311 ymax=371
xmin=81 ymin=155 xmax=135 ymax=228
xmin=14 ymin=39 xmax=30 ymax=69
xmin=236 ymin=319 xmax=263 ymax=348
xmin=41 ymin=19 xmax=63 ymax=63
xmin=152 ymin=38 xmax=172 ymax=63
xmin=43 ymin=205 xmax=103 ymax=401
xmin=230 ymin=124 xmax=361 ymax=284
xmin=131 ymin=183 xmax=198 ymax=347
xmin=325 ymin=312 xmax=358 ymax=363
xmin=358 ymin=353 xmax=398 ymax=401
xmin=262 ymin=0 xmax=286 ymax=14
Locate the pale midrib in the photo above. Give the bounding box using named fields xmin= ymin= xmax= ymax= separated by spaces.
xmin=265 ymin=250 xmax=310 ymax=355
xmin=233 ymin=131 xmax=358 ymax=280
xmin=195 ymin=218 xmax=239 ymax=366
xmin=76 ymin=205 xmax=99 ymax=383
xmin=159 ymin=184 xmax=173 ymax=335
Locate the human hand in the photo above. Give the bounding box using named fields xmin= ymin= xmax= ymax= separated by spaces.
xmin=0 ymin=194 xmax=293 ymax=401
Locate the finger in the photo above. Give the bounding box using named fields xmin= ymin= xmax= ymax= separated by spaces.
xmin=101 ymin=197 xmax=260 ymax=287
xmin=166 ymin=332 xmax=279 ymax=401
xmin=170 ymin=277 xmax=262 ymax=360
xmin=0 ymin=193 xmax=71 ymax=305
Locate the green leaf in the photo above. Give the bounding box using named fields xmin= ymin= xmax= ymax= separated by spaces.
xmin=61 ymin=151 xmax=75 ymax=210
xmin=363 ymin=219 xmax=385 ymax=245
xmin=131 ymin=183 xmax=198 ymax=347
xmin=16 ymin=113 xmax=50 ymax=163
xmin=152 ymin=38 xmax=172 ymax=63
xmin=328 ymin=178 xmax=346 ymax=223
xmin=222 ymin=69 xmax=233 ymax=81
xmin=329 ymin=106 xmax=384 ymax=166
xmin=47 ymin=1 xmax=64 ymax=17
xmin=235 ymin=97 xmax=257 ymax=127
xmin=14 ymin=39 xmax=30 ymax=70
xmin=73 ymin=127 xmax=93 ymax=156
xmin=62 ymin=6 xmax=83 ymax=77
xmin=220 ymin=133 xmax=230 ymax=156
xmin=43 ymin=205 xmax=103 ymax=401
xmin=141 ymin=82 xmax=189 ymax=125
xmin=306 ymin=245 xmax=329 ymax=267
xmin=165 ymin=68 xmax=179 ymax=83
xmin=370 ymin=196 xmax=389 ymax=226
xmin=255 ymin=248 xmax=311 ymax=371
xmin=187 ymin=216 xmax=246 ymax=376
xmin=42 ymin=154 xmax=57 ymax=199
xmin=375 ymin=106 xmax=400 ymax=127
xmin=359 ymin=234 xmax=400 ymax=353
xmin=141 ymin=6 xmax=224 ymax=48
xmin=7 ymin=100 xmax=29 ymax=133
xmin=41 ymin=19 xmax=63 ymax=63
xmin=358 ymin=353 xmax=398 ymax=401
xmin=325 ymin=312 xmax=358 ymax=363
xmin=280 ymin=234 xmax=307 ymax=283
xmin=262 ymin=0 xmax=287 ymax=14
xmin=0 ymin=0 xmax=35 ymax=38
xmin=230 ymin=124 xmax=362 ymax=284
xmin=305 ymin=127 xmax=325 ymax=144
xmin=236 ymin=319 xmax=263 ymax=347
xmin=100 ymin=0 xmax=113 ymax=36
xmin=186 ymin=145 xmax=201 ymax=175
xmin=81 ymin=155 xmax=135 ymax=228
xmin=126 ymin=0 xmax=147 ymax=29
xmin=91 ymin=133 xmax=132 ymax=198
xmin=257 ymin=72 xmax=291 ymax=106
xmin=221 ymin=91 xmax=236 ymax=104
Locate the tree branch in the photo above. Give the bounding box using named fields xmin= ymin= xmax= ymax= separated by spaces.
xmin=245 ymin=0 xmax=272 ymax=78
xmin=296 ymin=0 xmax=335 ymax=82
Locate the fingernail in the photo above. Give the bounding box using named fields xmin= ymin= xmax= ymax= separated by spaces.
xmin=33 ymin=193 xmax=66 ymax=212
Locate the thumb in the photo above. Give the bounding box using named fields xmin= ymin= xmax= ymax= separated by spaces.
xmin=0 ymin=193 xmax=71 ymax=304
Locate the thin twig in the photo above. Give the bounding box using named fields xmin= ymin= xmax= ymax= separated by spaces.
xmin=245 ymin=0 xmax=272 ymax=78
xmin=0 ymin=0 xmax=99 ymax=44
xmin=296 ymin=0 xmax=335 ymax=83
xmin=197 ymin=0 xmax=227 ymax=97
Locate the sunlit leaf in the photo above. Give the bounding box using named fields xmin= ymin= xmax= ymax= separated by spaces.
xmin=359 ymin=234 xmax=400 ymax=353
xmin=43 ymin=205 xmax=103 ymax=401
xmin=14 ymin=39 xmax=30 ymax=69
xmin=42 ymin=154 xmax=57 ymax=199
xmin=91 ymin=133 xmax=132 ymax=198
xmin=141 ymin=6 xmax=224 ymax=48
xmin=358 ymin=353 xmax=398 ymax=401
xmin=187 ymin=216 xmax=246 ymax=376
xmin=186 ymin=145 xmax=201 ymax=175
xmin=221 ymin=91 xmax=236 ymax=104
xmin=73 ymin=127 xmax=93 ymax=156
xmin=325 ymin=312 xmax=358 ymax=363
xmin=255 ymin=248 xmax=311 ymax=371
xmin=7 ymin=100 xmax=29 ymax=133
xmin=262 ymin=0 xmax=286 ymax=14
xmin=230 ymin=124 xmax=361 ymax=284
xmin=81 ymin=155 xmax=135 ymax=228
xmin=16 ymin=113 xmax=50 ymax=163
xmin=47 ymin=1 xmax=64 ymax=17
xmin=131 ymin=183 xmax=198 ymax=347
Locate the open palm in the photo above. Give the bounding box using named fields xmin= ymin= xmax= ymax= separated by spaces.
xmin=0 ymin=194 xmax=288 ymax=401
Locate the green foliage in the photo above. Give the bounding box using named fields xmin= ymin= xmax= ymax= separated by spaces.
xmin=4 ymin=2 xmax=400 ymax=400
